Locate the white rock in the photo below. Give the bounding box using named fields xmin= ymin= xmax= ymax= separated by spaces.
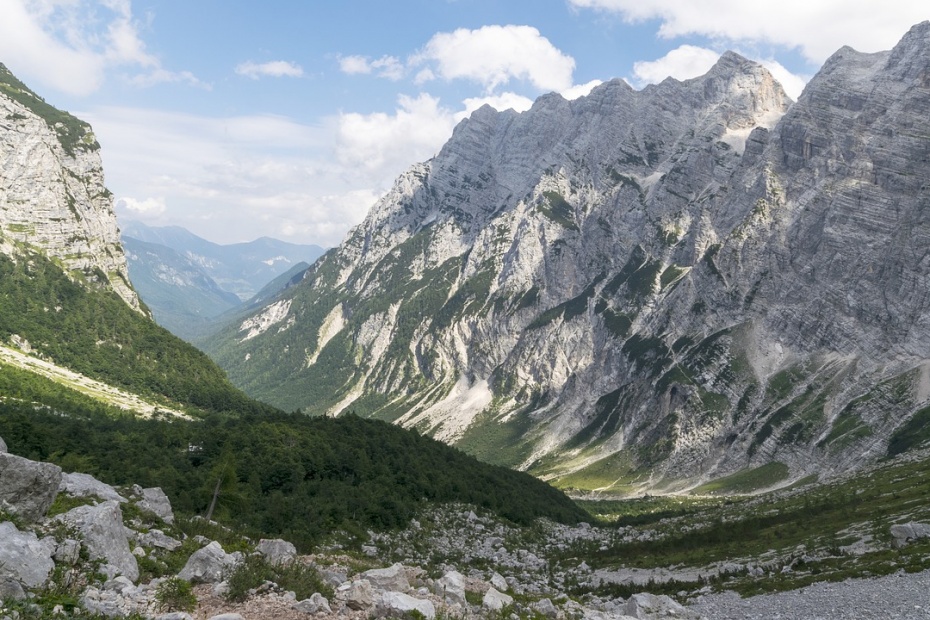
xmin=379 ymin=591 xmax=436 ymax=620
xmin=0 ymin=452 xmax=62 ymax=522
xmin=482 ymin=587 xmax=513 ymax=611
xmin=55 ymin=501 xmax=139 ymax=581
xmin=0 ymin=521 xmax=55 ymax=587
xmin=256 ymin=538 xmax=297 ymax=565
xmin=177 ymin=541 xmax=239 ymax=584
xmin=362 ymin=562 xmax=409 ymax=592
xmin=59 ymin=472 xmax=126 ymax=503
xmin=436 ymin=570 xmax=466 ymax=607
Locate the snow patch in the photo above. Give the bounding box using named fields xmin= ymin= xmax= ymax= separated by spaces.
xmin=238 ymin=299 xmax=292 ymax=342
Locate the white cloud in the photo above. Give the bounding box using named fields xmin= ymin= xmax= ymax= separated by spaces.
xmin=756 ymin=58 xmax=808 ymax=100
xmin=632 ymin=45 xmax=721 ymax=85
xmin=235 ymin=60 xmax=304 ymax=80
xmin=561 ymin=79 xmax=603 ymax=100
xmin=84 ymin=101 xmax=465 ymax=246
xmin=630 ymin=45 xmax=809 ymax=100
xmin=0 ymin=0 xmax=200 ymax=96
xmin=567 ymin=0 xmax=928 ymax=63
xmin=462 ymin=92 xmax=534 ymax=114
xmin=413 ymin=25 xmax=575 ymax=92
xmin=336 ymin=94 xmax=458 ymax=183
xmin=116 ymin=196 xmax=166 ymax=216
xmin=338 ymin=55 xmax=404 ymax=80
xmin=128 ymin=68 xmax=208 ymax=89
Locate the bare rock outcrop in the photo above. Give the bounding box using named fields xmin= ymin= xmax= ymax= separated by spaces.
xmin=0 ymin=450 xmax=62 ymax=522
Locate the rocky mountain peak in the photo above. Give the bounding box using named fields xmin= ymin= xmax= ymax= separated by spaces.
xmin=0 ymin=64 xmax=141 ymax=311
xmin=208 ymin=23 xmax=930 ymax=493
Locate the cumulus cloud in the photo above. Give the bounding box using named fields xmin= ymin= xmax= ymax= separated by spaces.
xmin=85 ymin=102 xmax=463 ymax=246
xmin=632 ymin=45 xmax=721 ymax=85
xmin=116 ymin=196 xmax=166 ymax=216
xmin=561 ymin=79 xmax=603 ymax=100
xmin=0 ymin=0 xmax=200 ymax=96
xmin=236 ymin=60 xmax=304 ymax=80
xmin=567 ymin=0 xmax=928 ymax=63
xmin=336 ymin=94 xmax=458 ymax=182
xmin=413 ymin=25 xmax=575 ymax=92
xmin=337 ymin=55 xmax=405 ymax=80
xmin=462 ymin=92 xmax=535 ymax=114
xmin=629 ymin=44 xmax=808 ymax=100
xmin=756 ymin=58 xmax=808 ymax=100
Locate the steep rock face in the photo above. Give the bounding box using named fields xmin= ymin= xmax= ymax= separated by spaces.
xmin=208 ymin=24 xmax=930 ymax=491
xmin=0 ymin=64 xmax=140 ymax=311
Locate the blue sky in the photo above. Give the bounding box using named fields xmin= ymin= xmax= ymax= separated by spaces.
xmin=1 ymin=1 xmax=926 ymax=246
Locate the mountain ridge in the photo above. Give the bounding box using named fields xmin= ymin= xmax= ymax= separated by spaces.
xmin=205 ymin=23 xmax=930 ymax=493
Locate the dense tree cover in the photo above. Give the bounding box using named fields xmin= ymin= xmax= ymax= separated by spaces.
xmin=0 ymin=251 xmax=270 ymax=415
xmin=0 ymin=370 xmax=586 ymax=549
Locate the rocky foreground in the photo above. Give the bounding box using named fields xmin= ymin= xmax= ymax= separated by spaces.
xmin=2 ymin=435 xmax=930 ymax=619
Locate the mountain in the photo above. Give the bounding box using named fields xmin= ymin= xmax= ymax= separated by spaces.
xmin=0 ymin=63 xmax=270 ymax=417
xmin=121 ymin=236 xmax=243 ymax=340
xmin=205 ymin=23 xmax=930 ymax=493
xmin=120 ymin=220 xmax=325 ymax=301
xmin=0 ymin=64 xmax=140 ymax=313
xmin=0 ymin=62 xmax=583 ymax=563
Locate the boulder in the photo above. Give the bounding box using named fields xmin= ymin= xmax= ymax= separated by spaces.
xmin=0 ymin=521 xmax=56 ymax=587
xmin=532 ymin=598 xmax=559 ymax=619
xmin=622 ymin=592 xmax=697 ymax=619
xmin=342 ymin=579 xmax=375 ymax=610
xmin=136 ymin=529 xmax=183 ymax=551
xmin=155 ymin=614 xmax=194 ymax=620
xmin=482 ymin=587 xmax=513 ymax=611
xmin=321 ymin=568 xmax=348 ymax=587
xmin=53 ymin=538 xmax=82 ymax=565
xmin=0 ymin=435 xmax=6 ymax=452
xmin=55 ymin=500 xmax=139 ymax=582
xmin=0 ymin=576 xmax=26 ymax=601
xmin=59 ymin=472 xmax=126 ymax=503
xmin=137 ymin=487 xmax=175 ymax=524
xmin=208 ymin=615 xmax=244 ymax=620
xmin=379 ymin=591 xmax=436 ymax=619
xmin=0 ymin=452 xmax=62 ymax=521
xmin=293 ymin=592 xmax=332 ymax=614
xmin=436 ymin=570 xmax=466 ymax=607
xmin=178 ymin=541 xmax=239 ymax=583
xmin=362 ymin=562 xmax=409 ymax=592
xmin=890 ymin=522 xmax=930 ymax=546
xmin=489 ymin=571 xmax=508 ymax=592
xmin=256 ymin=538 xmax=297 ymax=565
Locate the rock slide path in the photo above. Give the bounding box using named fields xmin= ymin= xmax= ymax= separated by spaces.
xmin=690 ymin=569 xmax=930 ymax=619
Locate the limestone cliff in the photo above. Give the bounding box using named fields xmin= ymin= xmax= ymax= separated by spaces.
xmin=0 ymin=63 xmax=141 ymax=311
xmin=206 ymin=23 xmax=930 ymax=492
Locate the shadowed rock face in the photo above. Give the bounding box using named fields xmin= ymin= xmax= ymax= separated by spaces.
xmin=209 ymin=23 xmax=930 ymax=489
xmin=0 ymin=451 xmax=62 ymax=522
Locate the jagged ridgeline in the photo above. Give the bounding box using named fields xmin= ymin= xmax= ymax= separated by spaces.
xmin=206 ymin=22 xmax=930 ymax=493
xmin=0 ymin=64 xmax=586 ymax=543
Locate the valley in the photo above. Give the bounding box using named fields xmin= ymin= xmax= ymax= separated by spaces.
xmin=0 ymin=10 xmax=929 ymax=620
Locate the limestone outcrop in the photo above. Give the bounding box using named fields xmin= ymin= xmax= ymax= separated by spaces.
xmin=209 ymin=22 xmax=930 ymax=487
xmin=0 ymin=63 xmax=141 ymax=311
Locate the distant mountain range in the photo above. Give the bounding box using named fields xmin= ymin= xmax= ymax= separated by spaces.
xmin=120 ymin=221 xmax=325 ymax=340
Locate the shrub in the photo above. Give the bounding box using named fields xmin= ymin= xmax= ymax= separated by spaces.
xmin=155 ymin=577 xmax=196 ymax=612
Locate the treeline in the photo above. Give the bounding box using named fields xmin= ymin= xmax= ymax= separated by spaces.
xmin=0 ymin=371 xmax=585 ymax=549
xmin=0 ymin=251 xmax=269 ymax=415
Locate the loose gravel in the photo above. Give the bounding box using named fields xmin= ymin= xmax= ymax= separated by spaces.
xmin=689 ymin=568 xmax=930 ymax=619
